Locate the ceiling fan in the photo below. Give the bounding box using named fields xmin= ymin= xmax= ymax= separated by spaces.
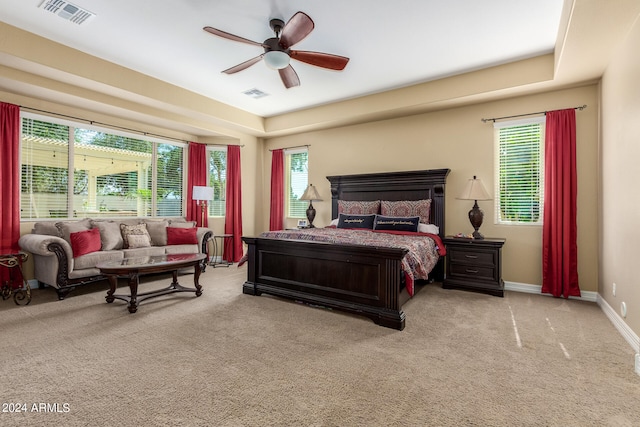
xmin=203 ymin=11 xmax=349 ymax=89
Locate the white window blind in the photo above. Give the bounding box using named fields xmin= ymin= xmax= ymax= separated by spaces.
xmin=285 ymin=149 xmax=308 ymax=218
xmin=156 ymin=143 xmax=184 ymax=217
xmin=494 ymin=117 xmax=545 ymax=225
xmin=207 ymin=148 xmax=227 ymax=217
xmin=20 ymin=113 xmax=184 ymax=220
xmin=21 ymin=118 xmax=71 ymax=219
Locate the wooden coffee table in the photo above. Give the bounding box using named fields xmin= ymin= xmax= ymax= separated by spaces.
xmin=98 ymin=253 xmax=206 ymax=313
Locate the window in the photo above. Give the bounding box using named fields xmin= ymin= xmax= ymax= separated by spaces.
xmin=494 ymin=117 xmax=545 ymax=225
xmin=207 ymin=147 xmax=227 ymax=217
xmin=20 ymin=113 xmax=185 ymax=220
xmin=285 ymin=149 xmax=308 ymax=218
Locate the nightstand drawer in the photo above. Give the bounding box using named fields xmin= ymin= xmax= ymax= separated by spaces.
xmin=448 ymin=248 xmax=495 ymax=265
xmin=449 ymin=263 xmax=495 ymax=281
xmin=442 ymin=237 xmax=506 ymax=297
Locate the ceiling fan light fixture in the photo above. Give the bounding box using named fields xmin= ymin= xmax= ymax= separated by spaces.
xmin=264 ymin=50 xmax=290 ymax=70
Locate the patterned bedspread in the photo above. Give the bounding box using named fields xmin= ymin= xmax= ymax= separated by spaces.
xmin=258 ymin=228 xmax=445 ymax=296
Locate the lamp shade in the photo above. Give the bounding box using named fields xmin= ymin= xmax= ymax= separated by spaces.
xmin=192 ymin=185 xmax=214 ymax=201
xmin=264 ymin=51 xmax=290 ymax=70
xmin=299 ymin=184 xmax=322 ymax=201
xmin=457 ymin=176 xmax=491 ymax=201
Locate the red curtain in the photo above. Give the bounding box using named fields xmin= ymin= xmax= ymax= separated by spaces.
xmin=542 ymin=109 xmax=580 ymax=298
xmin=187 ymin=142 xmax=208 ymax=227
xmin=269 ymin=149 xmax=284 ymax=231
xmin=224 ymin=145 xmax=243 ymax=262
xmin=0 ymin=102 xmax=21 ymax=288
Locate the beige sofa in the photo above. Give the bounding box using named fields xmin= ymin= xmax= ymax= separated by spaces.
xmin=18 ymin=217 xmax=213 ymax=299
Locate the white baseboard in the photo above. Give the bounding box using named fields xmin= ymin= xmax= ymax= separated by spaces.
xmin=505 ymin=281 xmax=639 ymax=376
xmin=504 ymin=281 xmax=597 ymax=302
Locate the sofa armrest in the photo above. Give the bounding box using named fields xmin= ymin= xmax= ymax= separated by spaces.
xmin=196 ymin=227 xmax=213 ymax=254
xmin=19 ymin=234 xmax=71 ymax=258
xmin=18 ymin=234 xmax=75 ymax=289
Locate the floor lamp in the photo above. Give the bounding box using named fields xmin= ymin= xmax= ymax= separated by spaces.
xmin=192 ymin=185 xmax=214 ymax=227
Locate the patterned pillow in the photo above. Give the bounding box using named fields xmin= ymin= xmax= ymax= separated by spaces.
xmin=381 ymin=199 xmax=432 ymax=224
xmin=337 ymin=200 xmax=380 ymax=215
xmin=120 ymin=223 xmax=151 ymax=249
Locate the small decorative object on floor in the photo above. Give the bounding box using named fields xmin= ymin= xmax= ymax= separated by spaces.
xmin=0 ymin=252 xmax=32 ymax=305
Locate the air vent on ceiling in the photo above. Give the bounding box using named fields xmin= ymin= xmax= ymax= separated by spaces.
xmin=242 ymin=88 xmax=269 ymax=99
xmin=39 ymin=0 xmax=96 ymax=25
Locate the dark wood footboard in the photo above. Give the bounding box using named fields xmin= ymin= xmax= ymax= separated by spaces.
xmin=242 ymin=236 xmax=409 ymax=330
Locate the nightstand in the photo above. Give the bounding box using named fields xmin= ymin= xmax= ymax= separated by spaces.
xmin=442 ymin=237 xmax=506 ymax=297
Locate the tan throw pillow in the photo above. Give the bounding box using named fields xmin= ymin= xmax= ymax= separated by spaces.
xmin=120 ymin=223 xmax=151 ymax=249
xmin=56 ymin=219 xmax=92 ymax=244
xmin=144 ymin=220 xmax=169 ymax=246
xmin=91 ymin=220 xmax=124 ymax=250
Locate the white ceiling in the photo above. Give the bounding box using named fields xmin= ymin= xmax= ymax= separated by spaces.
xmin=0 ymin=0 xmax=564 ymax=118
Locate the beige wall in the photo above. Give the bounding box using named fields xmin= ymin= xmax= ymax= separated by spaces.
xmin=263 ymin=85 xmax=599 ymax=292
xmin=600 ymin=16 xmax=640 ymax=337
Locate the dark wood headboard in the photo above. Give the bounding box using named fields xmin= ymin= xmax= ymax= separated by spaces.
xmin=326 ymin=169 xmax=450 ymax=240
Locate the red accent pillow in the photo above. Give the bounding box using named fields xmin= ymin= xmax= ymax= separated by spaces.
xmin=167 ymin=227 xmax=198 ymax=245
xmin=70 ymin=228 xmax=102 ymax=257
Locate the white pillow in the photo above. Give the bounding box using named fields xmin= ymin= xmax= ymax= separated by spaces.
xmin=330 ymin=218 xmax=339 ymax=226
xmin=418 ymin=223 xmax=439 ymax=234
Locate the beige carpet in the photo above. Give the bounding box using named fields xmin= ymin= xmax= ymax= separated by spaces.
xmin=0 ymin=265 xmax=638 ymax=427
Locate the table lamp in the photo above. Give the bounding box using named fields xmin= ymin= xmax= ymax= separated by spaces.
xmin=457 ymin=176 xmax=492 ymax=239
xmin=299 ymin=184 xmax=322 ymax=228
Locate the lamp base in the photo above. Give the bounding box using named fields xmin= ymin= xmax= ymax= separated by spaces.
xmin=306 ymin=202 xmax=316 ymax=228
xmin=468 ymin=201 xmax=485 ymax=240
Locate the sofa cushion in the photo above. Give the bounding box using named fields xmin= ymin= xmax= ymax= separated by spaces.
xmin=33 ymin=221 xmax=62 ymax=237
xmin=73 ymin=250 xmax=124 ymax=270
xmin=70 ymin=228 xmax=102 ymax=257
xmin=122 ymin=246 xmax=165 ymax=258
xmin=167 ymin=227 xmax=198 ymax=245
xmin=164 ymin=244 xmax=199 ymax=255
xmin=168 ymin=221 xmax=196 ymax=228
xmin=91 ymin=220 xmax=124 ymax=250
xmin=56 ymin=218 xmax=92 ymax=244
xmin=145 ymin=220 xmax=169 ymax=246
xmin=120 ymin=223 xmax=151 ymax=249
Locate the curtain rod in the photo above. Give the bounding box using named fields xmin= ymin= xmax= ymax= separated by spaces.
xmin=20 ymin=105 xmax=243 ymax=147
xmin=269 ymin=144 xmax=310 ymax=152
xmin=481 ymin=105 xmax=587 ymax=123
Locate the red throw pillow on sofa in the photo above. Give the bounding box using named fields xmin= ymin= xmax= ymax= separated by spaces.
xmin=70 ymin=227 xmax=102 ymax=257
xmin=166 ymin=227 xmax=198 ymax=245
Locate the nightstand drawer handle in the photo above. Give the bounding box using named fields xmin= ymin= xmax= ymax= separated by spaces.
xmin=464 ymin=255 xmax=478 ymax=259
xmin=465 ymin=268 xmax=479 ymax=274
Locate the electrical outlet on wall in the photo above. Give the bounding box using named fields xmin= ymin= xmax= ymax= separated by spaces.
xmin=613 ymin=282 xmax=616 ymax=296
xmin=635 ymin=353 xmax=640 ymax=376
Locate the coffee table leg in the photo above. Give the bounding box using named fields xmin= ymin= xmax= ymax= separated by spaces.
xmin=194 ymin=262 xmax=203 ymax=296
xmin=171 ymin=270 xmax=179 ymax=288
xmin=127 ymin=272 xmax=139 ymax=313
xmin=105 ymin=275 xmax=117 ymax=303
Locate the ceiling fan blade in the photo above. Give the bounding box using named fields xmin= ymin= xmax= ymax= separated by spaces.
xmin=222 ymin=55 xmax=264 ymax=74
xmin=278 ymin=65 xmax=300 ymax=88
xmin=279 ymin=11 xmax=314 ymax=48
xmin=289 ymin=50 xmax=349 ymax=70
xmin=203 ymin=26 xmax=264 ymax=47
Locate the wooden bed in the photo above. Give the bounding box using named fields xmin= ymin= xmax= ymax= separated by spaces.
xmin=242 ymin=168 xmax=450 ymax=330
